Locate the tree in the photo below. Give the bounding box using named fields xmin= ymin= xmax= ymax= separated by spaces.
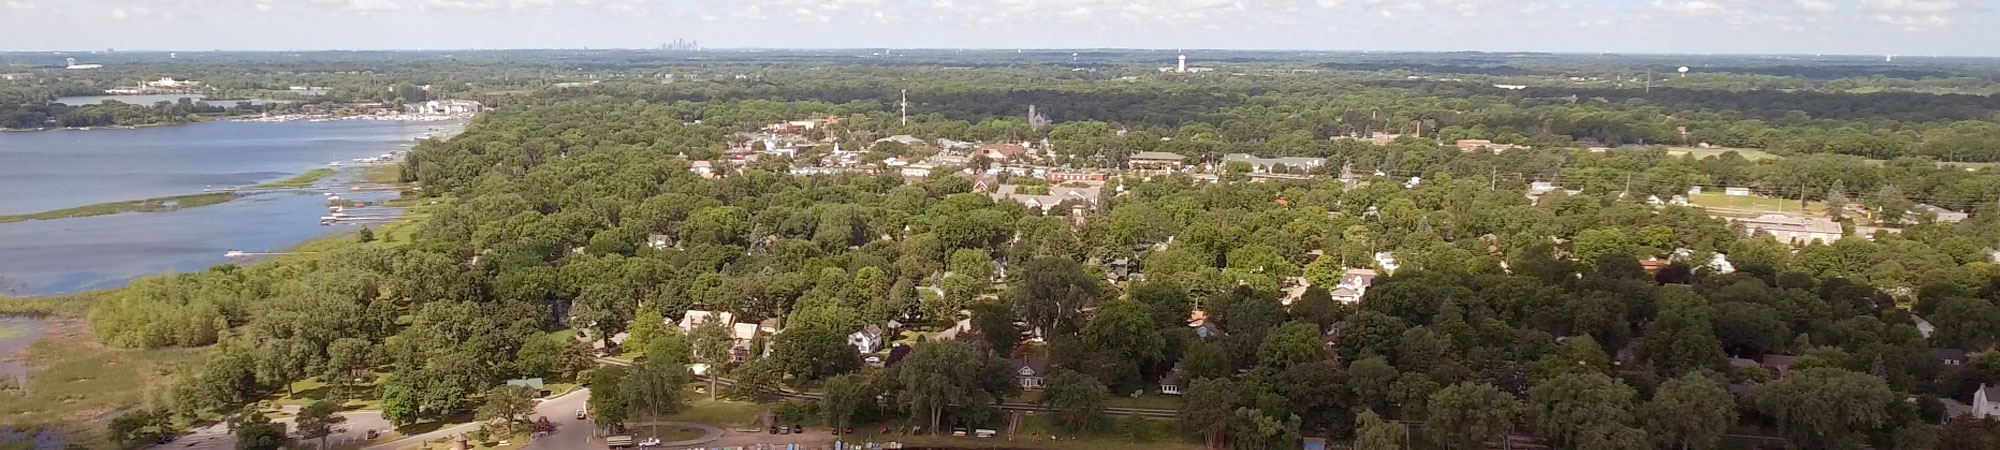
xmin=1573 ymin=228 xmax=1633 ymax=270
xmin=1353 ymin=409 xmax=1409 ymax=450
xmin=1753 ymin=367 xmax=1896 ymax=449
xmin=357 ymin=226 xmax=375 ymax=243
xmin=1825 ymin=180 xmax=1850 ymax=221
xmin=625 ymin=308 xmax=667 ymax=353
xmin=1427 ymin=382 xmax=1517 ymax=450
xmin=232 ymin=414 xmax=292 ymax=450
xmin=108 ymin=407 xmax=175 ymax=450
xmin=1180 ymin=377 xmax=1242 ymax=450
xmin=477 ymin=386 xmax=538 ymax=436
xmin=970 ymin=301 xmax=1020 ymax=356
xmin=625 ymin=338 xmax=692 ymax=436
xmin=295 ymin=400 xmax=338 ymax=449
xmin=821 ymin=374 xmax=867 ymax=432
xmin=689 ymin=318 xmax=733 ymax=401
xmin=1256 ymin=322 xmax=1327 ymax=376
xmin=772 ymin=320 xmax=860 ymax=383
xmin=1072 ymin=300 xmax=1167 ymax=388
xmin=949 ymin=248 xmax=994 ymax=281
xmin=1643 ymin=373 xmax=1735 ymax=450
xmin=1042 ymin=369 xmax=1110 ymax=431
xmin=896 ymin=341 xmax=995 ymax=435
xmin=1008 ymin=257 xmax=1104 ymax=336
xmin=585 ymin=366 xmax=631 ymax=431
xmin=1348 ymin=356 xmax=1398 ymax=414
xmin=1528 ymin=372 xmax=1638 ymax=449
xmin=1228 ymin=407 xmax=1302 ymax=450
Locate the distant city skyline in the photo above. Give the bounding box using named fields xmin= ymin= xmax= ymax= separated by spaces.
xmin=2 ymin=0 xmax=1996 ymax=56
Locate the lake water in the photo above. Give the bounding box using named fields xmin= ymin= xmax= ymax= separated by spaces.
xmin=52 ymin=94 xmax=286 ymax=106
xmin=0 ymin=120 xmax=452 ymax=296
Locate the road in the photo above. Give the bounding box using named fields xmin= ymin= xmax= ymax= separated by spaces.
xmin=520 ymin=389 xmax=595 ymax=450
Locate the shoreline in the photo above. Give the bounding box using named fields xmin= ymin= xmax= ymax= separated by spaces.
xmin=0 ymin=192 xmax=240 ymax=224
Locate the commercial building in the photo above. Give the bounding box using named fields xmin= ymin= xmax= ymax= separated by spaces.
xmin=1221 ymin=153 xmax=1327 ymax=173
xmin=1735 ymin=213 xmax=1843 ymax=246
xmin=1127 ymin=151 xmax=1189 ymax=170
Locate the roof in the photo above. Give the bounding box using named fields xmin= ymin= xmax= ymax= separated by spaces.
xmin=1161 ymin=365 xmax=1183 ymax=386
xmin=1727 ymin=357 xmax=1760 ymax=369
xmin=1010 ymin=356 xmax=1050 ymax=377
xmin=505 ymin=378 xmax=546 ymax=390
xmin=978 ymin=143 xmax=1031 ymax=158
xmin=1302 ymin=438 xmax=1329 ymax=450
xmin=1737 ymin=214 xmax=1842 ymax=236
xmin=1221 ymin=153 xmax=1327 ymax=168
xmin=1982 ymin=385 xmax=2000 ymax=405
xmin=731 ymin=322 xmax=762 ymax=341
xmin=680 ymin=310 xmax=735 ymax=330
xmin=1936 ymin=348 xmax=1968 ymax=362
xmin=1128 ymin=151 xmax=1187 ymax=162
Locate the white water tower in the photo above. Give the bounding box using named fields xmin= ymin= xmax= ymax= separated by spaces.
xmin=1177 ymin=54 xmax=1187 ymax=73
xmin=1677 ymin=66 xmax=1690 ymax=77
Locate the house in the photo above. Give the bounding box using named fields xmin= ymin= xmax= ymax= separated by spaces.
xmin=1220 ymin=154 xmax=1327 ymax=174
xmin=976 ymin=143 xmax=1032 ymax=161
xmin=416 ymin=100 xmax=483 ymax=115
xmin=1724 ymin=187 xmax=1752 ymax=197
xmin=504 ymin=378 xmax=549 ymax=397
xmin=1367 ymin=132 xmax=1402 ymax=146
xmin=1937 ymin=349 xmax=1968 ymax=366
xmin=679 ymin=310 xmax=735 ymax=334
xmin=1456 ymin=140 xmax=1512 ymax=154
xmin=1010 ymin=356 xmax=1050 ymax=390
xmin=763 ymin=117 xmax=838 ymax=134
xmin=1160 ymin=365 xmax=1184 ymax=395
xmin=1127 ymin=151 xmax=1189 ymax=170
xmin=1975 ymin=385 xmax=2000 ymax=418
xmin=1736 ymin=214 xmax=1843 ymax=246
xmin=900 ymin=163 xmax=938 ymax=179
xmin=1639 ymin=257 xmax=1670 ymax=275
xmin=690 ymin=161 xmax=715 ymax=178
xmin=1761 ymin=354 xmax=1798 ymax=379
xmin=1913 ymin=315 xmax=1937 ymax=339
xmin=876 ymin=135 xmax=928 ymax=147
xmin=646 ymin=234 xmax=673 ymax=250
xmin=849 ymin=325 xmax=885 ymax=354
xmin=1047 ymin=172 xmax=1108 ymax=182
xmin=936 ymin=138 xmax=975 ymax=151
xmin=1915 ymin=204 xmax=1970 ymax=223
xmin=726 ymin=318 xmax=781 ymax=362
xmin=1329 ymin=268 xmax=1379 ymax=304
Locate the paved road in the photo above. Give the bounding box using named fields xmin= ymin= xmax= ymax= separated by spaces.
xmin=522 ymin=389 xmax=596 ymax=450
xmin=363 ymin=389 xmax=590 ymax=450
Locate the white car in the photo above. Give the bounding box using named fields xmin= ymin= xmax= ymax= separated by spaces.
xmin=636 ymin=438 xmax=661 ymax=447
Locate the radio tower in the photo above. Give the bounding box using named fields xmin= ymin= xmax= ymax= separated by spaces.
xmin=900 ymin=90 xmax=908 ymax=126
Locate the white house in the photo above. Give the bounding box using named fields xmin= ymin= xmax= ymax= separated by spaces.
xmin=848 ymin=324 xmax=885 ymax=354
xmin=1329 ymin=268 xmax=1380 ymax=304
xmin=1010 ymin=356 xmax=1049 ymax=390
xmin=1974 ymin=385 xmax=2000 ymax=419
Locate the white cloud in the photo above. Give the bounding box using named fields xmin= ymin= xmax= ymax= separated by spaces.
xmin=109 ymin=7 xmax=127 ymax=18
xmin=1793 ymin=0 xmax=1836 ymax=12
xmin=1863 ymin=0 xmax=1965 ymax=29
xmin=254 ymin=2 xmax=272 ymax=11
xmin=4 ymin=0 xmax=36 ymax=11
xmin=1862 ymin=0 xmax=1963 ymax=13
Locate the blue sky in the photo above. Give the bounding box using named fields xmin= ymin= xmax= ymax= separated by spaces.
xmin=2 ymin=0 xmax=1995 ymax=56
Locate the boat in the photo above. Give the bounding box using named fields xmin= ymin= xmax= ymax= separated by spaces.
xmin=224 ymin=250 xmax=245 ymax=258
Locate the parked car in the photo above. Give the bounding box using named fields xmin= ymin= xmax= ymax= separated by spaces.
xmin=575 ymin=410 xmax=587 ymax=420
xmin=791 ymin=425 xmax=802 ymax=434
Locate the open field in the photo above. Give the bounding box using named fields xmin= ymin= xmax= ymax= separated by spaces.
xmin=0 ymin=320 xmax=209 ymax=448
xmin=1667 ymin=146 xmax=1998 ymax=171
xmin=0 ymin=193 xmax=237 ymax=223
xmin=253 ymin=168 xmax=337 ymax=189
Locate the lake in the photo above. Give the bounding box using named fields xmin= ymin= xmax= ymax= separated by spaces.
xmin=0 ymin=120 xmax=454 ymax=296
xmin=52 ymin=94 xmax=286 ymax=106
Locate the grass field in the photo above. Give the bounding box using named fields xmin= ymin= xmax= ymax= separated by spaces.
xmin=253 ymin=169 xmax=337 ymax=189
xmin=668 ymin=394 xmax=765 ymax=427
xmin=0 ymin=321 xmax=209 ymax=448
xmin=0 ymin=192 xmax=238 ymax=223
xmin=362 ymin=165 xmax=405 ymax=185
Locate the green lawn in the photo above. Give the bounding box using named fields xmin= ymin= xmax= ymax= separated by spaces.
xmin=844 ymin=414 xmax=1198 ymax=450
xmin=667 ymin=394 xmax=765 ymax=427
xmin=362 ymin=165 xmax=406 ymax=185
xmin=253 ymin=168 xmax=337 ymax=189
xmin=0 ymin=193 xmax=238 ymax=223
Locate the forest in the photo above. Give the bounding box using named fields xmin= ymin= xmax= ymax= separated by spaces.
xmin=7 ymin=51 xmax=2000 ymax=450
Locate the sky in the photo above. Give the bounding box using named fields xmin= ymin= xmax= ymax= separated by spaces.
xmin=1 ymin=0 xmax=1995 ymax=56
